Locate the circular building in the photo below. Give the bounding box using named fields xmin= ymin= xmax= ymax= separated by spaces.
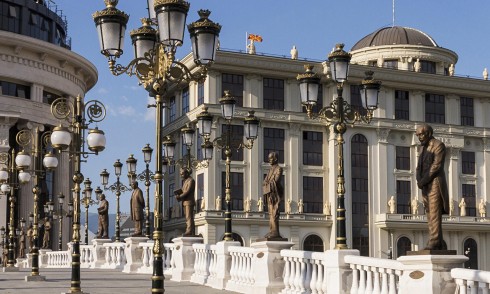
xmin=350 ymin=26 xmax=458 ymax=75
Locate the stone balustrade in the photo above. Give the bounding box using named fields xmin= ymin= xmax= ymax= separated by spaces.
xmin=25 ymin=238 xmax=479 ymax=294
xmin=451 ymin=268 xmax=490 ymax=294
xmin=345 ymin=255 xmax=403 ymax=294
xmin=45 ymin=250 xmax=71 ymax=268
xmin=101 ymin=242 xmax=126 ymax=269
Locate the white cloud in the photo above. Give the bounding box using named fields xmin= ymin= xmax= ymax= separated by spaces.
xmin=117 ymin=105 xmax=137 ymax=117
xmin=97 ymin=88 xmax=109 ymax=94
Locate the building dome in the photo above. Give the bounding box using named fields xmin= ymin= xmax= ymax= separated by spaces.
xmin=351 ymin=26 xmax=438 ymax=51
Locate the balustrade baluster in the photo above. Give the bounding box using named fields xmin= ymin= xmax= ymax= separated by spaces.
xmin=358 ymin=265 xmax=366 ymax=294
xmin=365 ymin=265 xmax=373 ymax=293
xmin=350 ymin=264 xmax=359 ymax=294
xmin=310 ymin=260 xmax=318 ymax=294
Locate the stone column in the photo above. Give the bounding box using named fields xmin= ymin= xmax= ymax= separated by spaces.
xmin=249 ymin=240 xmax=294 ymax=294
xmin=208 ymin=240 xmax=241 ymax=289
xmin=122 ymin=236 xmax=149 ymax=273
xmin=170 ymin=236 xmax=203 ymax=281
xmin=398 ymin=254 xmax=468 ymax=294
xmin=448 ymin=147 xmax=460 ymax=216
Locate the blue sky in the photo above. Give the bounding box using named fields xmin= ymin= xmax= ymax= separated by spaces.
xmin=52 ymin=0 xmax=490 ymax=213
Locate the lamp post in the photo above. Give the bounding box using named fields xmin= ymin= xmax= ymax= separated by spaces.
xmin=296 ymin=43 xmax=382 ymax=249
xmin=81 ymin=178 xmax=98 ymax=245
xmin=93 ymin=1 xmax=221 ymax=291
xmin=0 ymin=128 xmax=57 ymax=276
xmin=196 ymin=92 xmax=260 ymax=241
xmin=137 ymin=144 xmax=155 ymax=238
xmin=52 ymin=193 xmax=73 ymax=251
xmin=50 ymin=95 xmax=106 ymax=293
xmin=100 ymin=159 xmax=131 ymax=242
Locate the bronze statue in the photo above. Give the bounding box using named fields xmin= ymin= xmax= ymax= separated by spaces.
xmin=175 ymin=168 xmax=196 ymax=237
xmin=130 ymin=181 xmax=145 ymax=237
xmin=416 ymin=124 xmax=449 ymax=250
xmin=19 ymin=229 xmax=26 ymax=258
xmin=42 ymin=217 xmax=51 ymax=249
xmin=26 ymin=225 xmax=33 ymax=253
xmin=97 ymin=194 xmax=109 ymax=239
xmin=263 ymin=152 xmax=284 ymax=238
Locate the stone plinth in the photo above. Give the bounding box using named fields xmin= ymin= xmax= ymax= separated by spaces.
xmin=38 ymin=249 xmax=52 ymax=268
xmin=2 ymin=266 xmax=19 ymax=272
xmin=171 ymin=236 xmax=204 ymax=282
xmin=249 ymin=240 xmax=294 ymax=294
xmin=25 ymin=274 xmax=46 ymax=281
xmin=323 ymin=249 xmax=360 ymax=294
xmin=16 ymin=257 xmax=28 ymax=268
xmin=122 ymin=236 xmax=149 ymax=273
xmin=398 ymin=254 xmax=468 ymax=294
xmin=207 ymin=240 xmax=241 ymax=289
xmin=91 ymin=238 xmax=112 ymax=268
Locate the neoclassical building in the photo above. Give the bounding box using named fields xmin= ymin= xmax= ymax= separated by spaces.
xmin=0 ymin=0 xmax=97 ymax=250
xmin=161 ymin=26 xmax=490 ymax=270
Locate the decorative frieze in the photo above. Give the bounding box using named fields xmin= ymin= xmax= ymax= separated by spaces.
xmin=377 ymin=128 xmax=390 ymax=143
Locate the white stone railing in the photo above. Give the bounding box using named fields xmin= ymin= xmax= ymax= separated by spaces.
xmin=80 ymin=244 xmax=94 ymax=268
xmin=345 ymin=255 xmax=403 ymax=294
xmin=45 ymin=250 xmax=71 ymax=268
xmin=225 ymin=246 xmax=255 ymax=292
xmin=163 ymin=243 xmax=175 ymax=275
xmin=280 ymin=250 xmax=329 ymax=294
xmin=451 ymin=268 xmax=490 ymax=293
xmin=101 ymin=242 xmax=126 ymax=269
xmin=191 ymin=243 xmax=215 ymax=284
xmin=137 ymin=241 xmax=154 ymax=274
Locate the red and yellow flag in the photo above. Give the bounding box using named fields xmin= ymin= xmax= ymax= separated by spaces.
xmin=248 ymin=34 xmax=263 ymax=42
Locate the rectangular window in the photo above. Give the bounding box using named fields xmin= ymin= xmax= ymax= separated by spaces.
xmin=461 ymin=151 xmax=475 ymax=175
xmin=396 ymin=146 xmax=410 ymax=170
xmin=303 ymin=176 xmax=323 ymax=213
xmin=0 ymin=4 xmax=20 ymax=34
xmin=460 ymin=97 xmax=474 ymax=127
xmin=196 ymin=134 xmax=203 ymax=161
xmin=0 ymin=81 xmax=30 ymax=99
xmin=303 ymin=84 xmax=323 ymax=114
xmin=197 ymin=81 xmax=204 ymax=106
xmin=221 ymin=172 xmax=243 ymax=210
xmin=396 ymin=180 xmax=411 ymax=214
xmin=181 ymin=87 xmax=189 ymax=114
xmin=263 ymin=78 xmax=284 ymax=110
xmin=222 ymin=73 xmax=243 ymax=107
xmin=425 ymin=93 xmax=445 ymax=124
xmin=303 ymin=131 xmax=323 ymax=166
xmin=395 ymin=90 xmax=409 ymax=120
xmin=263 ymin=128 xmax=285 ymax=163
xmin=350 ymin=85 xmax=367 ymax=116
xmin=169 ymin=96 xmax=176 ymax=122
xmin=462 ymin=184 xmax=476 ymax=217
xmin=197 ymin=174 xmax=204 ymax=212
xmin=168 ymin=183 xmax=176 ymax=218
xmin=383 ymin=59 xmax=398 ymax=69
xmin=42 ymin=91 xmax=57 ymax=104
xmin=420 ymin=60 xmax=436 ymax=74
xmin=221 ymin=124 xmax=244 ymax=161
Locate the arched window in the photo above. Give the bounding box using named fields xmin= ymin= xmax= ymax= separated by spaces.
xmin=351 ymin=134 xmax=369 ymax=256
xmin=303 ymin=234 xmax=324 ymax=252
xmin=222 ymin=233 xmax=244 ymax=246
xmin=463 ymin=238 xmax=478 ymax=269
xmin=396 ymin=237 xmax=412 ymax=258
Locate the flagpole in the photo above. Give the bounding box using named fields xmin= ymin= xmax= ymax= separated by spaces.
xmin=245 ymin=31 xmax=248 ymax=51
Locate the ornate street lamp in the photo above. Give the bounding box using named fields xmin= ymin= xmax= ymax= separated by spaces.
xmin=296 ymin=44 xmax=382 ymax=249
xmin=50 ymin=95 xmax=106 ymax=292
xmin=81 ymin=178 xmax=97 ymax=245
xmin=100 ymin=159 xmax=131 ymax=242
xmin=135 ymin=144 xmax=155 ymax=238
xmin=93 ymin=1 xmax=221 ymax=291
xmin=163 ymin=124 xmax=209 ymax=171
xmin=196 ymin=91 xmax=259 ymax=241
xmin=0 ymin=127 xmax=57 ymax=279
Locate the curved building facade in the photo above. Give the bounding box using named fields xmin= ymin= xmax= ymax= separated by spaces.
xmin=0 ymin=0 xmax=97 ymax=251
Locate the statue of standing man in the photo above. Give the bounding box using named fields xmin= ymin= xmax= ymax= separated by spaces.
xmin=262 ymin=152 xmax=284 ymax=239
xmin=175 ymin=168 xmax=196 ymax=237
xmin=416 ymin=124 xmax=449 ymax=250
xmin=130 ymin=181 xmax=145 ymax=237
xmin=97 ymin=194 xmax=109 ymax=239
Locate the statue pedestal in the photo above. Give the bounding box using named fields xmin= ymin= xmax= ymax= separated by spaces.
xmin=25 ymin=274 xmax=46 ymax=281
xmin=206 ymin=240 xmax=241 ymax=290
xmin=91 ymin=238 xmax=112 ymax=268
xmin=38 ymin=249 xmax=51 ymax=268
xmin=171 ymin=236 xmax=203 ymax=282
xmin=16 ymin=257 xmax=28 ymax=268
xmin=245 ymin=240 xmax=294 ymax=294
xmin=398 ymin=253 xmax=468 ymax=294
xmin=122 ymin=236 xmax=148 ymax=273
xmin=2 ymin=265 xmax=19 ymax=272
